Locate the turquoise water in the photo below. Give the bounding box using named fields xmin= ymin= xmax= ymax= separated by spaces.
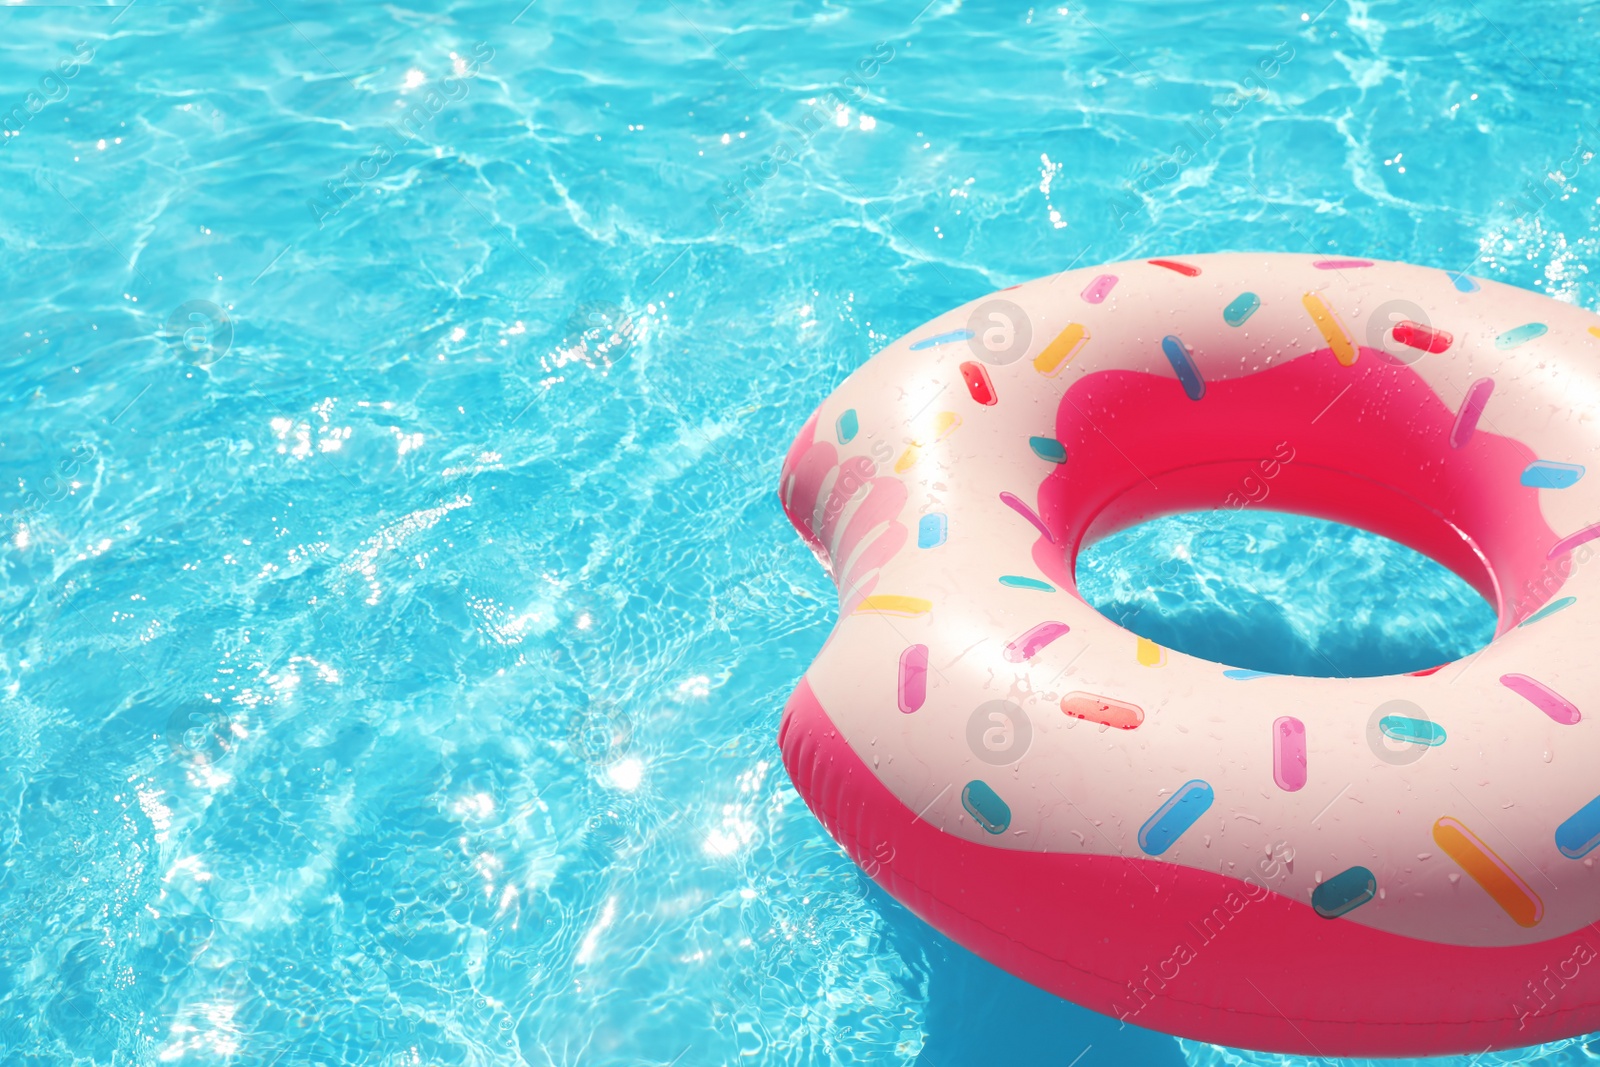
xmin=2 ymin=1 xmax=1598 ymax=1064
xmin=1077 ymin=513 xmax=1498 ymax=678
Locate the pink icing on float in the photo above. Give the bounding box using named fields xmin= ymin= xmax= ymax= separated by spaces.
xmin=777 ymin=253 xmax=1600 ymax=1057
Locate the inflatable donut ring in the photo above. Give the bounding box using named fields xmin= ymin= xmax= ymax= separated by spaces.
xmin=777 ymin=253 xmax=1600 ymax=1057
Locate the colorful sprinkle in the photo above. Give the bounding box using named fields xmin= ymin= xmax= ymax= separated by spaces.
xmin=960 ymin=361 xmax=997 ymax=406
xmin=1379 ymin=715 xmax=1447 ymax=747
xmin=1061 ymin=692 xmax=1144 ymax=729
xmin=898 ymin=644 xmax=928 ymax=713
xmin=895 ymin=411 xmax=962 ymax=473
xmin=1301 ymin=292 xmax=1358 ymax=367
xmin=962 ymin=779 xmax=1011 ymax=834
xmin=1500 ymin=674 xmax=1580 ymax=725
xmin=1029 ymin=436 xmax=1068 ymax=463
xmin=1433 ymin=816 xmax=1544 ymax=928
xmin=1160 ymin=335 xmax=1206 ymax=401
xmin=1520 ymin=596 xmax=1576 ymax=627
xmin=1547 ymin=522 xmax=1600 ymax=560
xmin=1555 ymin=794 xmax=1600 ymax=860
xmin=929 ymin=411 xmax=961 ymax=440
xmin=1313 ymin=258 xmax=1375 ymax=269
xmin=1590 ymin=326 xmax=1600 ymax=341
xmin=1004 ymin=621 xmax=1071 ymax=662
xmin=1224 ymin=668 xmax=1274 ymax=680
xmin=1495 ymin=322 xmax=1548 ymax=349
xmin=917 ymin=513 xmax=948 ymax=549
xmin=1449 ymin=378 xmax=1494 ymax=449
xmin=1222 ymin=292 xmax=1260 ymax=326
xmin=999 ymin=575 xmax=1054 ymax=592
xmin=1136 ymin=636 xmax=1166 ymax=667
xmin=1080 ymin=274 xmax=1119 ymax=303
xmin=1148 ymin=258 xmax=1201 ymax=277
xmin=1137 ymin=780 xmax=1213 ymax=855
xmin=854 ymin=595 xmax=932 ymax=618
xmin=910 ymin=329 xmax=973 ymax=351
xmin=999 ymin=491 xmax=1054 ymax=542
xmin=1522 ymin=461 xmax=1585 ymax=489
xmin=836 ymin=409 xmax=859 ymax=444
xmin=1034 ymin=322 xmax=1089 ymax=376
xmin=1273 ymin=716 xmax=1307 ymax=792
xmin=1312 ymin=866 xmax=1377 ymax=919
xmin=1391 ymin=320 xmax=1453 ymax=354
xmin=1446 ymin=271 xmax=1480 ymax=293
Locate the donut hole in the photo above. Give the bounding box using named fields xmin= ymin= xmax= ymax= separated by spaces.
xmin=1074 ymin=510 xmax=1496 ymax=678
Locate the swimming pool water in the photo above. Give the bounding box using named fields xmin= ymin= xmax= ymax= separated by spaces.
xmin=1077 ymin=513 xmax=1497 ymax=678
xmin=2 ymin=1 xmax=1598 ymax=1064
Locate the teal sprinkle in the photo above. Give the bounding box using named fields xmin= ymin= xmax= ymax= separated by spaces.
xmin=1521 ymin=597 xmax=1576 ymax=627
xmin=1028 ymin=436 xmax=1067 ymax=463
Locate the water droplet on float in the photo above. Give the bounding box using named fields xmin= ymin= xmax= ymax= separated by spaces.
xmin=1543 ymin=750 xmax=1553 ymax=763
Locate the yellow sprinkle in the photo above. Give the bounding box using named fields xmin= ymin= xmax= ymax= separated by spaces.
xmin=1588 ymin=325 xmax=1600 ymax=341
xmin=855 ymin=595 xmax=932 ymax=617
xmin=1136 ymin=636 xmax=1166 ymax=667
xmin=1302 ymin=292 xmax=1357 ymax=367
xmin=1034 ymin=323 xmax=1089 ymax=377
xmin=895 ymin=412 xmax=958 ymax=473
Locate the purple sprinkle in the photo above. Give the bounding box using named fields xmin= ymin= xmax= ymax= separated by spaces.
xmin=1449 ymin=378 xmax=1494 ymax=449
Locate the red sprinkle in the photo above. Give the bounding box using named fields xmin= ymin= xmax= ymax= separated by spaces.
xmin=1392 ymin=320 xmax=1453 ymax=353
xmin=1148 ymin=258 xmax=1201 ymax=277
xmin=959 ymin=361 xmax=997 ymax=406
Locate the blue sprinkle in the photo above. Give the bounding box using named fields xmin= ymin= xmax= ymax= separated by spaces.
xmin=836 ymin=409 xmax=858 ymax=444
xmin=1521 ymin=596 xmax=1577 ymax=627
xmin=1521 ymin=460 xmax=1584 ymax=489
xmin=961 ymin=780 xmax=1011 ymax=834
xmin=1447 ymin=271 xmax=1480 ymax=293
xmin=1557 ymin=794 xmax=1600 ymax=859
xmin=1312 ymin=866 xmax=1377 ymax=918
xmin=999 ymin=575 xmax=1054 ymax=592
xmin=1224 ymin=668 xmax=1273 ymax=680
xmin=1161 ymin=335 xmax=1206 ymax=401
xmin=910 ymin=329 xmax=974 ymax=351
xmin=1222 ymin=292 xmax=1260 ymax=326
xmin=1029 ymin=436 xmax=1067 ymax=463
xmin=1138 ymin=780 xmax=1213 ymax=856
xmin=917 ymin=513 xmax=948 ymax=549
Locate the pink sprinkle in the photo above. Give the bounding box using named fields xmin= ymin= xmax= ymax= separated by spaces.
xmin=1449 ymin=378 xmax=1494 ymax=449
xmin=1004 ymin=621 xmax=1070 ymax=663
xmin=1548 ymin=522 xmax=1600 ymax=560
xmin=1313 ymin=259 xmax=1375 ymax=269
xmin=1272 ymin=716 xmax=1307 ymax=792
xmin=1501 ymin=673 xmax=1581 ymax=725
xmin=1081 ymin=273 xmax=1118 ymax=304
xmin=999 ymin=491 xmax=1054 ymax=543
xmin=898 ymin=644 xmax=929 ymax=713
